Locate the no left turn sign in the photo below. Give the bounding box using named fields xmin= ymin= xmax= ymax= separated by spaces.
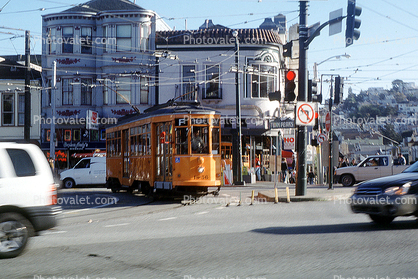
xmin=296 ymin=102 xmax=316 ymax=126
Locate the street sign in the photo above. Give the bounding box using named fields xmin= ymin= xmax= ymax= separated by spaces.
xmin=270 ymin=117 xmax=295 ymax=129
xmin=317 ymin=133 xmax=328 ymax=144
xmin=325 ymin=112 xmax=331 ymax=132
xmin=329 ymin=8 xmax=343 ymax=36
xmin=296 ymin=102 xmax=316 ymax=126
xmin=283 ymin=129 xmax=295 ymax=150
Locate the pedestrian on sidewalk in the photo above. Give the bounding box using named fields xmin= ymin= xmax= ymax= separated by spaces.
xmin=281 ymin=158 xmax=288 ymax=183
xmin=255 ymin=157 xmax=261 ymax=181
xmin=308 ymin=168 xmax=315 ymax=184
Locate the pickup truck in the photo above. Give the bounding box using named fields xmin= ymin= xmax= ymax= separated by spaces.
xmin=335 ymin=155 xmax=409 ymax=187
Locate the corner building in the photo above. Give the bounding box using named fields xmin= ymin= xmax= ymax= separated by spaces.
xmin=156 ymin=27 xmax=287 ymax=180
xmin=41 ymin=0 xmax=170 ymax=166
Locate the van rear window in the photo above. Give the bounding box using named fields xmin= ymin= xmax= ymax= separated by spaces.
xmin=6 ymin=149 xmax=36 ymax=177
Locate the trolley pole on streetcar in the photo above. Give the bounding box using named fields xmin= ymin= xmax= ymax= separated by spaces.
xmin=232 ymin=31 xmax=244 ymax=185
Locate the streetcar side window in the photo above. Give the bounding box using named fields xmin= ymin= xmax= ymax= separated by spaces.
xmin=175 ymin=128 xmax=188 ymax=155
xmin=212 ymin=127 xmax=220 ymax=155
xmin=146 ymin=133 xmax=151 ymax=155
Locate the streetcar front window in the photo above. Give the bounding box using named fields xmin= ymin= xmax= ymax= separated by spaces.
xmin=191 ymin=126 xmax=208 ymax=154
xmin=175 ymin=128 xmax=188 ymax=155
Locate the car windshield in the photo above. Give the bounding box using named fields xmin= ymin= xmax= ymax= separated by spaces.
xmin=402 ymin=160 xmax=418 ymax=173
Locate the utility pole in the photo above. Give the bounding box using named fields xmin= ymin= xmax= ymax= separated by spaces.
xmin=50 ymin=61 xmax=56 ymax=172
xmin=24 ymin=30 xmax=31 ymax=142
xmin=295 ymin=1 xmax=347 ymax=195
xmin=328 ymin=76 xmax=334 ymax=190
xmin=232 ymin=31 xmax=244 ymax=185
xmin=296 ymin=1 xmax=308 ymax=196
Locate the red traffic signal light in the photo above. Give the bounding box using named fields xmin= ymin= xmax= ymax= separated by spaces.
xmin=285 ymin=70 xmax=296 ymax=102
xmin=286 ymin=70 xmax=296 ymax=81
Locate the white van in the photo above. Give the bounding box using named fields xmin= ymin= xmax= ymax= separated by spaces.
xmin=0 ymin=142 xmax=60 ymax=258
xmin=60 ymin=156 xmax=106 ymax=188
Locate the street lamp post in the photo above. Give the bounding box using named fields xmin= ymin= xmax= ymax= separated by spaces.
xmin=232 ymin=30 xmax=244 ymax=185
xmin=314 ymin=54 xmax=349 ymax=186
xmin=313 ymin=54 xmax=350 ymax=80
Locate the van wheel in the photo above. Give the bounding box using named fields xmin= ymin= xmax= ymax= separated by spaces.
xmin=0 ymin=213 xmax=31 ymax=259
xmin=63 ymin=178 xmax=75 ymax=189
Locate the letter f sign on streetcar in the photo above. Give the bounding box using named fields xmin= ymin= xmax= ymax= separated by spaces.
xmin=295 ymin=102 xmax=317 ymax=126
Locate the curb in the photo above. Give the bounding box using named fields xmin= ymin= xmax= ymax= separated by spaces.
xmin=257 ymin=191 xmax=352 ymax=203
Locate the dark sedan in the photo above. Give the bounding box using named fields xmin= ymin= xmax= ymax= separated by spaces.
xmin=348 ymin=161 xmax=418 ymax=225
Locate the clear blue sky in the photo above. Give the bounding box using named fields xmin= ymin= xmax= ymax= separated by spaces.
xmin=1 ymin=0 xmax=418 ymax=97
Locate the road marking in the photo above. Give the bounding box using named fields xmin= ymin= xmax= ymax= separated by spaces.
xmin=158 ymin=217 xmax=177 ymax=221
xmin=43 ymin=231 xmax=67 ymax=235
xmin=104 ymin=223 xmax=130 ymax=228
xmin=64 ymin=208 xmax=90 ymax=215
xmin=195 ymin=211 xmax=209 ymax=215
xmin=62 ymin=197 xmax=119 ymax=215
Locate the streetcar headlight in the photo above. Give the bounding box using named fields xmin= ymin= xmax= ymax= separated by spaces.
xmin=198 ymin=157 xmax=204 ymax=164
xmin=198 ymin=166 xmax=205 ymax=173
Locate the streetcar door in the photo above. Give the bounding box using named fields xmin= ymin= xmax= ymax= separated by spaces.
xmin=122 ymin=129 xmax=129 ymax=178
xmin=155 ymin=122 xmax=173 ymax=186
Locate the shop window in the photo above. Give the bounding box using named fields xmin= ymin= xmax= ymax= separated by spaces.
xmin=64 ymin=130 xmax=71 ymax=141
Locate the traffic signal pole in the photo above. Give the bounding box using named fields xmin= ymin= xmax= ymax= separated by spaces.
xmin=296 ymin=1 xmax=308 ymax=196
xmin=294 ymin=0 xmax=359 ymax=195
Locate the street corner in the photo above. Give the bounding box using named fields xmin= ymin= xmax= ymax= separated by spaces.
xmin=257 ymin=186 xmax=353 ymax=203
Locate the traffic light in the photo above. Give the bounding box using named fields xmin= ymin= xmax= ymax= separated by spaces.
xmin=284 ymin=70 xmax=296 ymax=102
xmin=268 ymin=91 xmax=281 ymax=101
xmin=334 ymin=76 xmax=344 ymax=104
xmin=308 ymin=79 xmax=322 ymax=103
xmin=283 ymin=41 xmax=292 ymax=58
xmin=345 ymin=0 xmax=362 ymax=47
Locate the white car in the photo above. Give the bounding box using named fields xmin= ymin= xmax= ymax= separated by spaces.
xmin=60 ymin=156 xmax=106 ymax=188
xmin=0 ymin=142 xmax=61 ymax=258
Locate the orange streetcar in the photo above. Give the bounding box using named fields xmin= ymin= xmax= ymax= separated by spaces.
xmin=106 ymin=103 xmax=222 ymax=196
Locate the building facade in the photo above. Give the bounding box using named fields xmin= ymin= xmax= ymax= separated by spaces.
xmin=156 ymin=27 xmax=288 ymax=177
xmin=0 ymin=55 xmax=42 ymax=143
xmin=41 ymin=0 xmax=170 ymax=165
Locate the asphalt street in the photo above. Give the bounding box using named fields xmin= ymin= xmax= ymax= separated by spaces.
xmin=1 ymin=186 xmax=417 ymax=279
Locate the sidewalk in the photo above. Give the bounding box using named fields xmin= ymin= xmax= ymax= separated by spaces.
xmin=222 ymin=181 xmax=354 ymax=203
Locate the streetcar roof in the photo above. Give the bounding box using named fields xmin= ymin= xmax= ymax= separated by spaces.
xmin=108 ymin=103 xmax=220 ymax=128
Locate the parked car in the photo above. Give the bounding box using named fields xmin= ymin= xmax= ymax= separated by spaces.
xmin=60 ymin=156 xmax=106 ymax=188
xmin=0 ymin=142 xmax=61 ymax=258
xmin=348 ymin=160 xmax=418 ymax=225
xmin=335 ymin=155 xmax=409 ymax=187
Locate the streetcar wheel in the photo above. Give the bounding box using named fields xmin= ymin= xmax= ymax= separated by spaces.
xmin=141 ymin=183 xmax=151 ymax=196
xmin=111 ymin=188 xmax=119 ymax=193
xmin=0 ymin=213 xmax=32 ymax=259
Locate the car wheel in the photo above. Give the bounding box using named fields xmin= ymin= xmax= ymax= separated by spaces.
xmin=341 ymin=174 xmax=355 ymax=187
xmin=63 ymin=178 xmax=75 ymax=189
xmin=369 ymin=215 xmax=395 ymax=225
xmin=0 ymin=213 xmax=32 ymax=259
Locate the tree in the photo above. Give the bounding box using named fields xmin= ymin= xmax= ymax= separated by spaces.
xmin=379 ymin=124 xmax=402 ymax=145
